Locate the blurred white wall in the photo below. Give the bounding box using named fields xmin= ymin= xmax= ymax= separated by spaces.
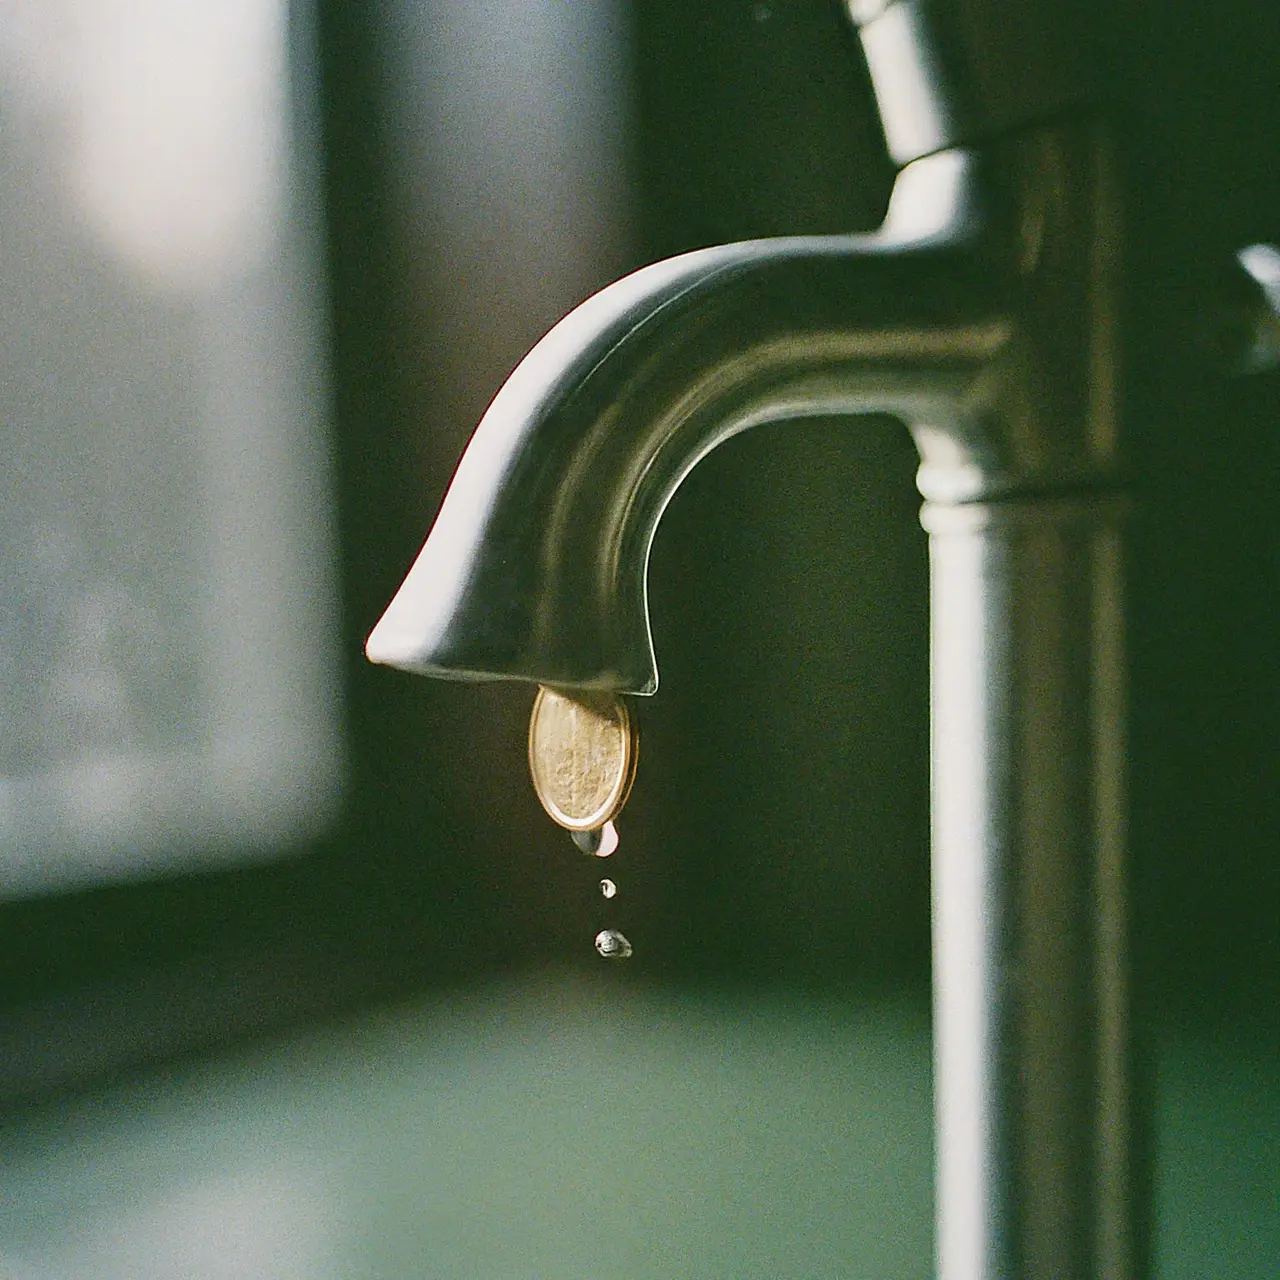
xmin=376 ymin=0 xmax=634 ymax=462
xmin=0 ymin=0 xmax=341 ymax=893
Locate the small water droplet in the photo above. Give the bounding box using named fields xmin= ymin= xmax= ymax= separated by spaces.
xmin=571 ymin=820 xmax=619 ymax=858
xmin=600 ymin=878 xmax=617 ymax=899
xmin=594 ymin=928 xmax=632 ymax=960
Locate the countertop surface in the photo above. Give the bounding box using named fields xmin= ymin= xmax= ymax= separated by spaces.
xmin=1 ymin=974 xmax=1275 ymax=1279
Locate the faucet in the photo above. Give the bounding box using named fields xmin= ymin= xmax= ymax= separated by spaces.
xmin=367 ymin=2 xmax=1138 ymax=1277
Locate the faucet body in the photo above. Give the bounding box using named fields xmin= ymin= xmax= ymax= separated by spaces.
xmin=368 ymin=4 xmax=1137 ymax=1277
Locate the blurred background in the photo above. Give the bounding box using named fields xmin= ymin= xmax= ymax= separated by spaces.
xmin=0 ymin=0 xmax=1275 ymax=1275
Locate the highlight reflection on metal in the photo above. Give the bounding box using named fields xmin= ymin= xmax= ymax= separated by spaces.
xmin=368 ymin=1 xmax=1137 ymax=1277
xmin=1234 ymin=242 xmax=1280 ymax=372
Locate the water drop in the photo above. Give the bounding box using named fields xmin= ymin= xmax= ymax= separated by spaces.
xmin=571 ymin=820 xmax=619 ymax=858
xmin=600 ymin=878 xmax=617 ymax=899
xmin=594 ymin=928 xmax=632 ymax=960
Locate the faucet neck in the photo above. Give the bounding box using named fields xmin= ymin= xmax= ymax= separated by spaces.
xmin=849 ymin=0 xmax=1091 ymax=165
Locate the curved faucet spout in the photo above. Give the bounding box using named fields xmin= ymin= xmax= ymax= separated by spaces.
xmin=368 ymin=148 xmax=1011 ymax=692
xmin=366 ymin=125 xmax=1114 ymax=694
xmin=370 ymin=153 xmax=999 ymax=691
xmin=367 ymin=148 xmax=997 ymax=691
xmin=367 ymin=148 xmax=994 ymax=691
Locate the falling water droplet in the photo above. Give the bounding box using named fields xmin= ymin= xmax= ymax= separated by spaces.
xmin=572 ymin=828 xmax=600 ymax=855
xmin=571 ymin=820 xmax=619 ymax=858
xmin=594 ymin=928 xmax=633 ymax=960
xmin=600 ymin=878 xmax=617 ymax=899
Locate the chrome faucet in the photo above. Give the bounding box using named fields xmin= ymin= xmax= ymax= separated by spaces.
xmin=367 ymin=3 xmax=1138 ymax=1277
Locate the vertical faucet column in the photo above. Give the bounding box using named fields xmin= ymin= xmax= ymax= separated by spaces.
xmin=852 ymin=3 xmax=1137 ymax=1275
xmin=926 ymin=499 xmax=1132 ymax=1279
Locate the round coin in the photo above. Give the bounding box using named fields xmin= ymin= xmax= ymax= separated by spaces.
xmin=527 ymin=685 xmax=637 ymax=831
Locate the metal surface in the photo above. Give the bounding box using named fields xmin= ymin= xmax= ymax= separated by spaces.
xmin=367 ymin=129 xmax=1118 ymax=693
xmin=853 ymin=0 xmax=1089 ymax=165
xmin=366 ymin=6 xmax=1138 ymax=1277
xmin=926 ymin=498 xmax=1132 ymax=1278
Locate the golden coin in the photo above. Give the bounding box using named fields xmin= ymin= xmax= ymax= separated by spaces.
xmin=527 ymin=685 xmax=637 ymax=831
